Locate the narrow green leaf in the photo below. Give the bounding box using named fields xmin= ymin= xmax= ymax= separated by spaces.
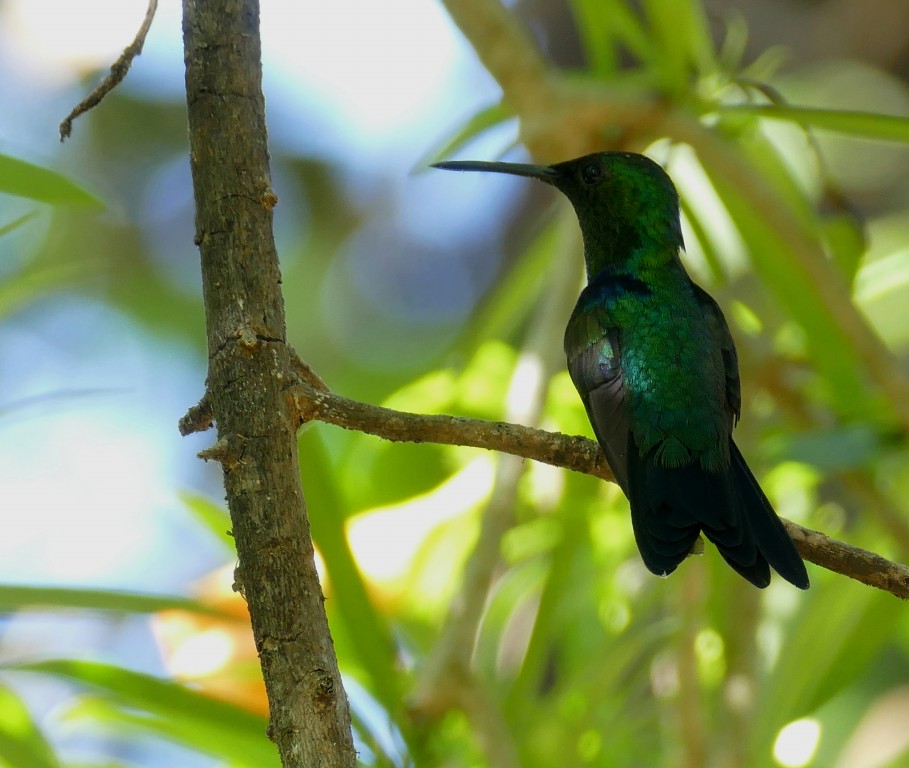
xmin=721 ymin=105 xmax=909 ymax=143
xmin=598 ymin=0 xmax=656 ymax=70
xmin=0 ymin=585 xmax=229 ymax=619
xmin=0 ymin=154 xmax=103 ymax=207
xmin=678 ymin=194 xmax=726 ymax=283
xmin=0 ymin=263 xmax=85 ymax=321
xmin=65 ymin=696 xmax=278 ymax=767
xmin=298 ymin=432 xmax=403 ymax=717
xmin=417 ymin=103 xmax=514 ymax=169
xmin=568 ymin=0 xmax=618 ymax=75
xmin=641 ymin=0 xmax=715 ymax=89
xmin=0 ymin=211 xmax=39 ymax=238
xmin=456 ymin=214 xmax=562 ymax=355
xmin=0 ymin=680 xmax=61 ymax=768
xmin=699 ymin=148 xmax=883 ymax=421
xmin=13 ymin=660 xmax=271 ymax=763
xmin=179 ymin=492 xmax=236 ymax=554
xmin=750 ymin=583 xmax=897 ymax=758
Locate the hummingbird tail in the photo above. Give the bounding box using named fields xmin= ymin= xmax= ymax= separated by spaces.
xmin=626 ymin=440 xmax=809 ymax=589
xmin=728 ymin=442 xmax=810 ymax=590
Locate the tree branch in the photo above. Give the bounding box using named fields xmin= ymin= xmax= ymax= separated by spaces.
xmin=60 ymin=0 xmax=158 ymax=140
xmin=288 ymin=375 xmax=909 ymax=600
xmin=181 ymin=2 xmax=355 ymax=765
xmin=289 ymin=379 xmax=610 ymax=482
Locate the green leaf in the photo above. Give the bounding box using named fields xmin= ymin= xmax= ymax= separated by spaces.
xmin=0 ymin=680 xmax=61 ymax=768
xmin=0 ymin=155 xmax=103 ymax=207
xmin=0 ymin=262 xmax=86 ymax=321
xmin=179 ymin=492 xmax=237 ymax=554
xmin=821 ymin=210 xmax=866 ymax=287
xmin=0 ymin=211 xmax=39 ymax=238
xmin=456 ymin=216 xmax=563 ymax=356
xmin=65 ymin=697 xmax=279 ymax=767
xmin=720 ymin=105 xmax=909 ymax=143
xmin=750 ymin=582 xmax=899 ymax=759
xmin=642 ymin=0 xmax=715 ymax=89
xmin=418 ymin=103 xmax=514 ymax=168
xmin=699 ymin=144 xmax=885 ymax=421
xmin=775 ymin=425 xmax=880 ymax=471
xmin=297 ymin=432 xmax=403 ymax=718
xmin=678 ymin=194 xmax=726 ymax=283
xmin=0 ymin=585 xmax=229 ymax=619
xmin=568 ymin=0 xmax=618 ymax=75
xmin=12 ymin=660 xmax=274 ymax=765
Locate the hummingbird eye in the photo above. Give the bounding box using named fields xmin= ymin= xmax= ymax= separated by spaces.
xmin=581 ymin=162 xmax=604 ymax=185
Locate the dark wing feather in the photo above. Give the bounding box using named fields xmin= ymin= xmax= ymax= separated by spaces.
xmin=564 ymin=281 xmax=638 ymax=493
xmin=694 ymin=284 xmax=807 ymax=588
xmin=691 ymin=284 xmax=741 ymax=424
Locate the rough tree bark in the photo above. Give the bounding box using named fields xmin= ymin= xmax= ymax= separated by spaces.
xmin=181 ymin=1 xmax=356 ymax=765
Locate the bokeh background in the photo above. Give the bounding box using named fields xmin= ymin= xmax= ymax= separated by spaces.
xmin=3 ymin=1 xmax=909 ymax=766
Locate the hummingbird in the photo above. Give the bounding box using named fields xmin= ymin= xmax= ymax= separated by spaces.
xmin=434 ymin=152 xmax=809 ymax=589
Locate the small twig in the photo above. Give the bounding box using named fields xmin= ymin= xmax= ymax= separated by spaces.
xmin=289 ymin=374 xmax=909 ymax=600
xmin=59 ymin=0 xmax=159 ymax=141
xmin=178 ymin=392 xmax=214 ymax=436
xmin=289 ymin=349 xmax=330 ymax=393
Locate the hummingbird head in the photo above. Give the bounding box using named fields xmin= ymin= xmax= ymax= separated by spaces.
xmin=434 ymin=152 xmax=684 ymax=275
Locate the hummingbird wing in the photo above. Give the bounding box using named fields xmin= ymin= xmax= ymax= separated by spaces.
xmin=693 ymin=286 xmax=808 ymax=588
xmin=692 ymin=285 xmax=740 ymax=424
xmin=563 ymin=275 xmax=650 ymax=494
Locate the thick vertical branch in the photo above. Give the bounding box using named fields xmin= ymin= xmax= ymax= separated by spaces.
xmin=181 ymin=2 xmax=355 ymax=766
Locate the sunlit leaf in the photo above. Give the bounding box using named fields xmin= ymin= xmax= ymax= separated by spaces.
xmin=65 ymin=694 xmax=277 ymax=766
xmin=0 ymin=680 xmax=60 ymax=768
xmin=0 ymin=585 xmax=227 ymax=618
xmin=750 ymin=582 xmax=898 ymax=759
xmin=298 ymin=431 xmax=404 ymax=722
xmin=699 ymin=147 xmax=885 ymax=422
xmin=13 ymin=660 xmax=272 ymax=764
xmin=642 ymin=0 xmax=715 ymax=89
xmin=721 ymin=105 xmax=909 ymax=143
xmin=568 ymin=0 xmax=618 ymax=75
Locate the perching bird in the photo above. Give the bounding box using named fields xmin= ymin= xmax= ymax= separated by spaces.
xmin=434 ymin=152 xmax=809 ymax=589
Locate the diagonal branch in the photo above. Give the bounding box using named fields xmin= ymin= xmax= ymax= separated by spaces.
xmin=60 ymin=0 xmax=158 ymax=140
xmin=286 ymin=376 xmax=909 ymax=600
xmin=288 ymin=379 xmax=611 ymax=481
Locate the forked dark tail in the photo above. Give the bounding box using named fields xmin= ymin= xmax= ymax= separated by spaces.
xmin=727 ymin=442 xmax=809 ymax=589
xmin=627 ymin=440 xmax=809 ymax=589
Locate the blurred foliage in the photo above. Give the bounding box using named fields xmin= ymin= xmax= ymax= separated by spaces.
xmin=4 ymin=1 xmax=909 ymax=767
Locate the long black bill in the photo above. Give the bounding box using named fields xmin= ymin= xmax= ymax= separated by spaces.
xmin=432 ymin=160 xmax=559 ymax=184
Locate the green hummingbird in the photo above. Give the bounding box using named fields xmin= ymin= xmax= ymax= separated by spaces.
xmin=434 ymin=152 xmax=809 ymax=589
